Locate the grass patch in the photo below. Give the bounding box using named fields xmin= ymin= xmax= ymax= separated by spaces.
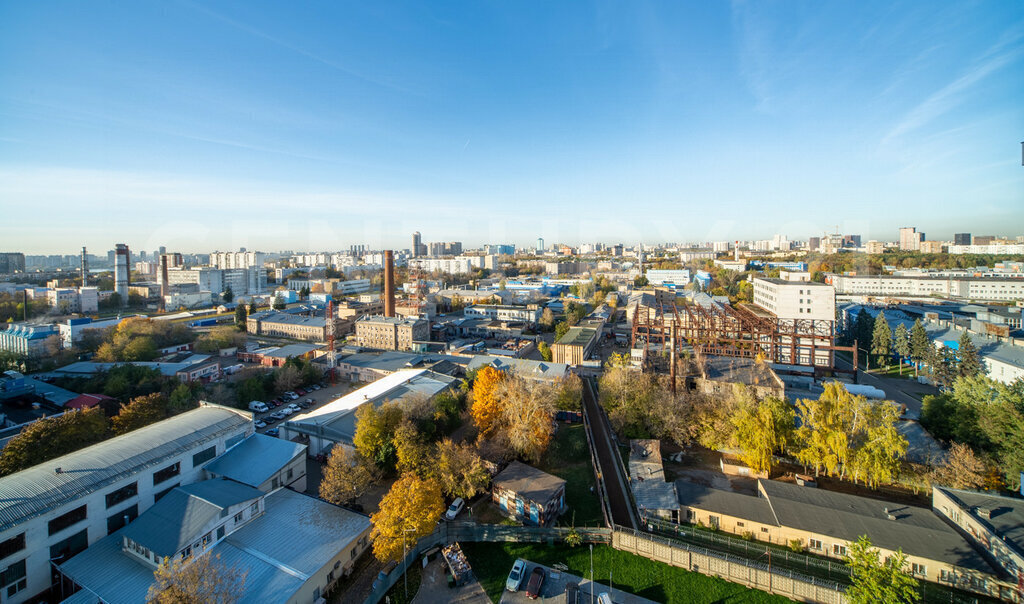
xmin=537 ymin=424 xmax=603 ymax=527
xmin=462 ymin=542 xmax=792 ymax=604
xmin=381 ymin=561 xmax=422 ymax=604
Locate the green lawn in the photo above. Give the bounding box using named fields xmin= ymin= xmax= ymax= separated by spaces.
xmin=462 ymin=542 xmax=793 ymax=604
xmin=537 ymin=424 xmax=604 ymax=527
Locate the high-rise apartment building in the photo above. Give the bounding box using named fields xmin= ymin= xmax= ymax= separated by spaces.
xmin=954 ymin=233 xmax=971 ymax=246
xmin=210 ymin=251 xmax=266 ymax=269
xmin=0 ymin=253 xmax=26 ymax=274
xmin=899 ymin=227 xmax=925 ymax=251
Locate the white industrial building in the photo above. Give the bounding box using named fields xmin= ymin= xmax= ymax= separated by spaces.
xmin=210 ymin=251 xmax=266 ymax=269
xmin=947 ymin=244 xmax=1024 ymax=255
xmin=827 ymin=274 xmax=1024 ymax=302
xmin=752 ymin=273 xmax=835 ymax=321
xmin=463 ymin=304 xmax=542 ymax=325
xmin=0 ymin=404 xmax=253 ymax=604
xmin=46 ymin=288 xmax=99 ymax=314
xmin=645 ymin=269 xmax=691 ymax=286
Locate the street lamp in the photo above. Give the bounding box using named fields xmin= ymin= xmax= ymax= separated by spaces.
xmin=590 ymin=543 xmax=594 ymax=604
xmin=402 ymin=526 xmax=416 ymax=600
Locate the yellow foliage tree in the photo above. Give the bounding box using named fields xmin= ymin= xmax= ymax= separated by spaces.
xmin=319 ymin=447 xmax=376 ymax=506
xmin=394 ymin=419 xmax=434 ymax=479
xmin=436 ymin=438 xmax=491 ymax=500
xmin=470 ymin=366 xmax=506 ymax=437
xmin=370 ymin=473 xmax=444 ymax=563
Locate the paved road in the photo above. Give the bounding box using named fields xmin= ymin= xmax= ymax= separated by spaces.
xmin=834 ymin=356 xmax=931 ymax=419
xmin=582 ymin=378 xmax=637 ymax=530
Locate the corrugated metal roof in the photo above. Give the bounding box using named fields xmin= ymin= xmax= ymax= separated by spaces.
xmin=122 ymin=479 xmax=264 ymax=557
xmin=0 ymin=405 xmax=252 ymax=532
xmin=936 ymin=487 xmax=1024 ymax=560
xmin=58 ymin=487 xmax=370 ymax=604
xmin=675 ymin=480 xmax=778 ymax=526
xmin=205 ymin=434 xmax=306 ymax=488
xmin=466 ymin=356 xmax=570 ymax=382
xmin=493 ymin=461 xmax=565 ymax=504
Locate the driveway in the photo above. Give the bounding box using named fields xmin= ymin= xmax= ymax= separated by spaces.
xmin=500 ymin=562 xmax=659 ymax=604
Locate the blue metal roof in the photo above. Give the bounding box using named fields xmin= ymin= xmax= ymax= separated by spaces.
xmin=205 ymin=433 xmax=306 ymax=488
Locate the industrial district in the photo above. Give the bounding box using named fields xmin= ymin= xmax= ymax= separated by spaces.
xmin=0 ymin=227 xmax=1022 ymax=604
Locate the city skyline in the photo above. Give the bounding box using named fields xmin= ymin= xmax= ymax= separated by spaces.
xmin=2 ymin=2 xmax=1023 ymax=252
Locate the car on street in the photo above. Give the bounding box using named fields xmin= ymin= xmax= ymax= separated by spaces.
xmin=444 ymin=497 xmax=464 ymax=521
xmin=505 ymin=559 xmax=526 ymax=592
xmin=266 ymin=428 xmax=279 ymax=437
xmin=255 ymin=420 xmax=267 ymax=429
xmin=297 ymin=399 xmax=311 ymax=409
xmin=525 ymin=566 xmax=545 ymax=599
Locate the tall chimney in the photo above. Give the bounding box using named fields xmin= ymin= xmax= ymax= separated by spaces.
xmin=383 ymin=250 xmax=396 ymax=318
xmin=114 ymin=243 xmax=130 ymax=306
xmin=159 ymin=254 xmax=170 ymax=311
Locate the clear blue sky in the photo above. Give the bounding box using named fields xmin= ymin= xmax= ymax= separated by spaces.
xmin=1 ymin=1 xmax=1022 ymax=254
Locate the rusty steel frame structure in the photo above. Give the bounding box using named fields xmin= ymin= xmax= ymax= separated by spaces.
xmin=630 ymin=299 xmax=855 ymax=376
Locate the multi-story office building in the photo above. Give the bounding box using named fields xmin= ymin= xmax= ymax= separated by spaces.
xmin=166 ymin=267 xmax=266 ymax=296
xmin=864 ymin=241 xmax=885 ymax=254
xmin=752 ymin=274 xmax=835 ymax=322
xmin=0 ymin=404 xmax=252 ymax=603
xmin=45 ymin=287 xmax=99 ymax=314
xmin=354 ymin=316 xmax=429 ymax=351
xmin=947 ymin=244 xmax=1024 ymax=255
xmin=954 ymin=233 xmax=972 ymax=246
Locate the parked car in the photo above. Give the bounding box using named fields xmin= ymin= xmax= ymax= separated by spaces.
xmin=505 ymin=559 xmax=526 ymax=592
xmin=297 ymin=400 xmax=311 ymax=409
xmin=311 ymin=384 xmax=321 ymax=390
xmin=289 ymin=393 xmax=300 ymax=401
xmin=270 ymin=411 xmax=286 ymax=421
xmin=266 ymin=428 xmax=279 ymax=437
xmin=279 ymin=407 xmax=294 ymax=416
xmin=564 ymin=582 xmax=580 ymax=604
xmin=525 ymin=566 xmax=545 ymax=599
xmin=296 ymin=388 xmax=306 ymax=396
xmin=269 ymin=399 xmax=281 ymax=408
xmin=247 ymin=401 xmax=268 ymax=413
xmin=444 ymin=497 xmax=465 ymax=521
xmin=287 ymin=403 xmax=301 ymax=414
xmin=254 ymin=420 xmax=267 ymax=429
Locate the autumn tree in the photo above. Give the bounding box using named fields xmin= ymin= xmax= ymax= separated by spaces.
xmin=537 ymin=340 xmax=552 ymax=361
xmin=274 ymin=364 xmax=301 ymax=393
xmin=436 ymin=438 xmax=491 ymax=500
xmin=495 ymin=375 xmax=556 ymax=463
xmin=319 ymin=447 xmax=376 ymax=506
xmin=794 ymin=383 xmax=858 ymax=478
xmin=847 ymin=402 xmax=907 ymax=488
xmin=538 ymin=308 xmax=556 ymax=331
xmin=112 ymin=393 xmax=168 ymax=435
xmin=552 ymin=374 xmax=583 ymax=411
xmin=930 ymin=442 xmax=988 ymax=490
xmin=394 ymin=419 xmax=434 ymax=478
xmin=370 ymin=473 xmax=445 ymax=563
xmin=470 ymin=366 xmax=506 ymax=437
xmin=729 ymin=386 xmax=794 ymax=475
xmin=0 ymin=407 xmax=109 ymax=476
xmin=353 ymin=402 xmax=404 ymax=471
xmin=554 ymin=321 xmax=570 ymax=341
xmin=845 ymin=536 xmax=919 ymax=604
xmin=148 ymin=553 xmax=248 ymax=604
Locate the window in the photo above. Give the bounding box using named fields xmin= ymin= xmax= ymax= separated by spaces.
xmin=0 ymin=559 xmax=26 ymax=597
xmin=911 ymin=563 xmax=926 ymax=576
xmin=0 ymin=534 xmax=25 ymax=562
xmin=736 ymin=521 xmax=745 ymax=528
xmin=153 ymin=462 xmax=180 ymax=485
xmin=808 ymin=539 xmax=822 ymax=550
xmin=351 ymin=547 xmax=357 ymax=560
xmin=107 ymin=504 xmax=139 ymax=535
xmin=760 ymin=527 xmax=769 ymax=533
xmin=226 ymin=434 xmax=244 ymax=448
xmin=234 ymin=512 xmax=244 ymax=523
xmin=49 ymin=505 xmax=87 ymax=536
xmin=272 ymin=477 xmax=280 ymax=489
xmin=940 ymin=569 xmax=954 ymax=582
xmin=250 ymin=502 xmax=259 ymax=515
xmin=106 ymin=482 xmax=139 ymax=508
xmin=832 ymin=544 xmax=846 ymax=557
xmin=50 ymin=529 xmax=88 ymax=562
xmin=217 ymin=526 xmax=225 ymax=540
xmin=192 ymin=446 xmax=216 ymax=467
xmin=287 ymin=468 xmax=293 ymax=480
xmin=155 ymin=483 xmax=180 ymax=502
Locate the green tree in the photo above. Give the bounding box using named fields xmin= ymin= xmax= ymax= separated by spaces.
xmin=633 ymin=275 xmax=648 ymax=288
xmin=847 ymin=402 xmax=907 ymax=488
xmin=353 ymin=402 xmax=403 ymax=471
xmin=222 ymin=286 xmax=234 ymax=303
xmin=248 ymin=300 xmax=258 ymax=315
xmin=845 ymin=536 xmax=919 ymax=604
xmin=168 ymin=383 xmax=200 ymax=414
xmin=892 ymin=323 xmax=910 ymax=374
xmin=853 ymin=310 xmax=874 ymax=368
xmin=871 ymin=313 xmax=891 ymax=369
xmin=0 ymin=408 xmax=109 ymax=476
xmin=730 ymin=386 xmax=794 ymax=475
xmin=957 ymin=332 xmax=983 ymax=379
xmin=537 ymin=340 xmax=552 ymax=361
xmin=234 ymin=303 xmax=247 ymax=327
xmin=112 ymin=393 xmax=168 ymax=435
xmin=909 ymin=319 xmax=930 ymax=376
xmin=236 ymin=377 xmax=266 ymax=407
xmin=930 ymin=346 xmax=959 ymax=389
xmin=554 ymin=321 xmax=569 ymax=341
xmin=272 ymin=294 xmax=286 ymax=310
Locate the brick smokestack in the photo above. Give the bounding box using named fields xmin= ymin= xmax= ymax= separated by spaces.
xmin=383 ymin=250 xmax=395 ymax=317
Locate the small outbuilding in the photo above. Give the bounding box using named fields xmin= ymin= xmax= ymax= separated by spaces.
xmin=491 ymin=461 xmax=566 ymax=526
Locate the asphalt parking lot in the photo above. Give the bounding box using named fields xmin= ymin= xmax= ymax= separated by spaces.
xmin=500 ymin=562 xmax=657 ymax=604
xmin=253 ymin=380 xmax=354 ymax=435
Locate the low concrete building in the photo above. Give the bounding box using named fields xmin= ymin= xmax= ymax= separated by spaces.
xmin=333 ymin=351 xmax=467 ymax=383
xmin=628 ymin=440 xmax=678 ymax=522
xmin=492 ymin=461 xmax=566 ymax=527
xmin=463 ymin=304 xmax=542 ymax=326
xmin=247 ymin=311 xmax=336 ymax=342
xmin=354 ymin=316 xmax=429 ymax=351
xmin=0 ymin=323 xmax=60 ymax=358
xmin=465 ymin=356 xmax=570 ymax=383
xmin=552 ymin=326 xmax=599 ymax=365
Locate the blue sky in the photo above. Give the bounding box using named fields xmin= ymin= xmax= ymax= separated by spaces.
xmin=1 ymin=1 xmax=1022 ymax=254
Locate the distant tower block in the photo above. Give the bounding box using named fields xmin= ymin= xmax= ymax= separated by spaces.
xmin=114 ymin=243 xmax=131 ymax=306
xmin=80 ymin=247 xmax=88 ymax=287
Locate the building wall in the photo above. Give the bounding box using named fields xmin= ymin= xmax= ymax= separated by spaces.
xmin=491 ymin=485 xmax=565 ymax=527
xmin=354 ymin=319 xmax=428 ymax=351
xmin=0 ymin=418 xmax=251 ymax=604
xmin=752 ymin=279 xmax=835 ymax=321
xmin=829 ymin=275 xmax=1024 ymax=302
xmin=932 ymin=488 xmax=1023 ymax=589
xmin=286 ymin=525 xmax=372 ymax=604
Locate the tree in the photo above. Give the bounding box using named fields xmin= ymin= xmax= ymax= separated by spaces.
xmin=248 ymin=300 xmax=258 ymax=315
xmin=930 ymin=442 xmax=988 ymax=490
xmin=370 ymin=473 xmax=444 ymax=563
xmin=537 ymin=340 xmax=552 ymax=361
xmin=871 ymin=313 xmax=892 ymax=369
xmin=853 ymin=310 xmax=874 ymax=368
xmin=148 ymin=553 xmax=247 ymax=604
xmin=299 ymin=285 xmax=311 ymax=299
xmin=957 ymin=332 xmax=983 ymax=379
xmin=272 ymin=294 xmax=286 ymax=310
xmin=909 ymin=319 xmax=930 ymax=376
xmin=893 ymin=323 xmax=910 ymax=375
xmin=598 ymin=366 xmax=663 ymax=439
xmin=319 ymin=447 xmax=376 ymax=505
xmin=394 ymin=419 xmax=433 ymax=478
xmin=495 ymin=375 xmax=556 ymax=463
xmin=353 ymin=402 xmax=403 ymax=471
xmin=0 ymin=408 xmax=109 ymax=476
xmin=845 ymin=536 xmax=919 ymax=604
xmin=729 ymin=386 xmax=794 ymax=475
xmin=794 ymin=383 xmax=856 ymax=478
xmin=633 ymin=275 xmax=648 ymax=288
xmin=554 ymin=321 xmax=570 ymax=341
xmin=847 ymin=402 xmax=907 ymax=488
xmin=234 ymin=303 xmax=247 ymax=327
xmin=222 ymin=286 xmax=234 ymax=303
xmin=930 ymin=346 xmax=959 ymax=389
xmin=552 ymin=374 xmax=583 ymax=411
xmin=538 ymin=308 xmax=556 ymax=331
xmin=112 ymin=393 xmax=168 ymax=435
xmin=435 ymin=438 xmax=491 ymax=500
xmin=470 ymin=366 xmax=506 ymax=437
xmin=274 ymin=365 xmax=301 ymax=393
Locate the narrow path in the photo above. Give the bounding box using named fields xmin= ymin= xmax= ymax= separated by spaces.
xmin=582 ymin=378 xmax=637 ymax=530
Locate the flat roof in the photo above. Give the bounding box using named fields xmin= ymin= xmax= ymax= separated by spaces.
xmin=935 ymin=486 xmax=1024 ymax=560
xmin=555 ymin=326 xmax=598 ymax=347
xmin=0 ymin=404 xmax=251 ymax=532
xmin=205 ymin=433 xmax=306 ymax=488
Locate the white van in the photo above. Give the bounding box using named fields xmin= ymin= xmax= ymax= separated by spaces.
xmin=248 ymin=400 xmax=269 ymax=413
